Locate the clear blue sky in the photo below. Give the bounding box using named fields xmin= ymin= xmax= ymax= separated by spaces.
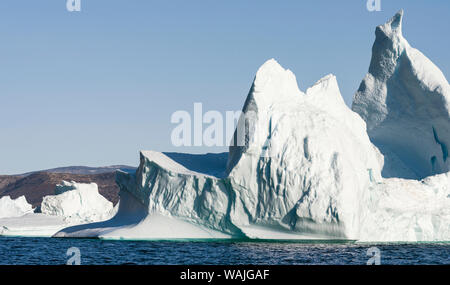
xmin=0 ymin=0 xmax=448 ymax=174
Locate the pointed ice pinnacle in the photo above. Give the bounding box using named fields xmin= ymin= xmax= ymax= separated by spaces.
xmin=352 ymin=10 xmax=450 ymax=179
xmin=382 ymin=9 xmax=403 ymax=34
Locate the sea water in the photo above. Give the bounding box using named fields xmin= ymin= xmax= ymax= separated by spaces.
xmin=0 ymin=237 xmax=448 ymax=265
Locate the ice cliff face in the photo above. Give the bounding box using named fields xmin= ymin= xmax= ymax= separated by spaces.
xmin=225 ymin=60 xmax=382 ymax=239
xmin=55 ymin=11 xmax=449 ymax=242
xmin=41 ymin=181 xmax=114 ymax=223
xmin=0 ymin=196 xmax=33 ymax=218
xmin=359 ymin=173 xmax=450 ymax=241
xmin=352 ymin=10 xmax=450 ymax=180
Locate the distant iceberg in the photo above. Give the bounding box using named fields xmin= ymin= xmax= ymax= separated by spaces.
xmin=0 ymin=181 xmax=115 ymax=237
xmin=51 ymin=11 xmax=450 ymax=242
xmin=41 ymin=180 xmax=115 ymax=223
xmin=0 ymin=196 xmax=33 ymax=219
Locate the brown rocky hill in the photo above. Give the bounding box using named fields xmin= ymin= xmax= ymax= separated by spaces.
xmin=0 ymin=172 xmax=121 ymax=208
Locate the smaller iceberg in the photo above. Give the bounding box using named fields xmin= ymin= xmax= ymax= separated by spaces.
xmin=0 ymin=181 xmax=115 ymax=237
xmin=41 ymin=180 xmax=115 ymax=223
xmin=0 ymin=196 xmax=34 ymax=219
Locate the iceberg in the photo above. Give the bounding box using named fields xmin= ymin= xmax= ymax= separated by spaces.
xmin=352 ymin=10 xmax=450 ymax=180
xmin=52 ymin=11 xmax=450 ymax=242
xmin=0 ymin=181 xmax=115 ymax=237
xmin=0 ymin=196 xmax=34 ymax=219
xmin=350 ymin=10 xmax=450 ymax=241
xmin=41 ymin=180 xmax=115 ymax=223
xmin=55 ymin=63 xmax=383 ymax=240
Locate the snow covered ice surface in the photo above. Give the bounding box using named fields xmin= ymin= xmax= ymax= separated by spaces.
xmin=47 ymin=11 xmax=450 ymax=242
xmin=0 ymin=214 xmax=68 ymax=237
xmin=0 ymin=181 xmax=116 ymax=237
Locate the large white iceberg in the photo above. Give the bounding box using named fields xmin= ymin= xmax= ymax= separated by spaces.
xmin=58 ymin=63 xmax=373 ymax=240
xmin=55 ymin=11 xmax=450 ymax=242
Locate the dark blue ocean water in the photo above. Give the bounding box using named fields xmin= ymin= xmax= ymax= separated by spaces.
xmin=0 ymin=237 xmax=448 ymax=265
